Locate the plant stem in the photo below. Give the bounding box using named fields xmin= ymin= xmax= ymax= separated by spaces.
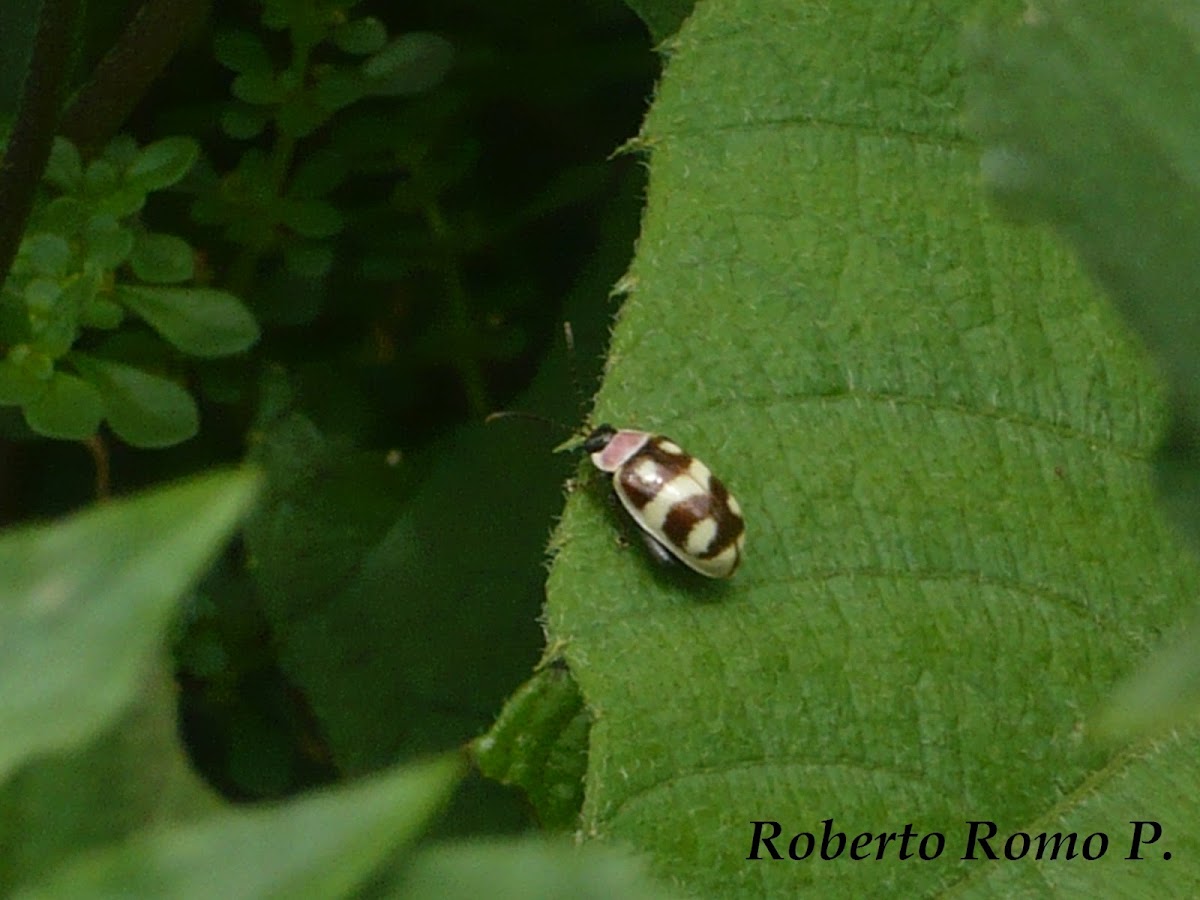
xmin=0 ymin=0 xmax=81 ymax=292
xmin=59 ymin=0 xmax=212 ymax=155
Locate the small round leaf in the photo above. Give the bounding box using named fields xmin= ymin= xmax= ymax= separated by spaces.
xmin=361 ymin=33 xmax=454 ymax=96
xmin=0 ymin=358 xmax=48 ymax=405
xmin=22 ymin=371 xmax=103 ymax=439
xmin=214 ymin=30 xmax=271 ymax=75
xmin=334 ymin=18 xmax=387 ymax=55
xmin=277 ymin=198 xmax=344 ymax=238
xmin=71 ymin=354 xmax=199 ymax=448
xmin=283 ymin=243 xmax=334 ymax=279
xmin=84 ymin=159 xmax=119 ymax=196
xmin=84 ymin=216 xmax=135 ymax=269
xmin=125 ymin=137 xmax=201 ymax=191
xmin=81 ymin=298 xmax=126 ymax=330
xmin=35 ymin=197 xmax=89 ymax=235
xmin=130 ymin=233 xmax=195 ymax=284
xmin=45 ymin=138 xmax=83 ymax=193
xmin=20 ymin=234 xmax=72 ymax=277
xmin=220 ymin=104 xmax=269 ymax=140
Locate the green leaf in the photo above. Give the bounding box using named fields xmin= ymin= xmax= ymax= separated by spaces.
xmin=231 ymin=71 xmax=285 ymax=106
xmin=44 ymin=138 xmax=83 ymax=193
xmin=22 ymin=278 xmax=62 ymax=317
xmin=473 ymin=665 xmax=589 ymax=831
xmin=213 ymin=29 xmax=272 ymax=75
xmin=82 ymin=159 xmax=119 ymax=197
xmin=219 ymin=104 xmax=269 ymax=140
xmin=391 ymin=839 xmax=683 ymax=900
xmin=0 ymin=357 xmax=48 ymax=405
xmin=115 ymin=285 xmax=259 ymax=358
xmin=0 ymin=666 xmax=223 ymax=885
xmin=276 ymin=198 xmax=344 ymax=238
xmin=623 ymin=0 xmax=697 ymax=43
xmin=0 ymin=469 xmax=259 ymax=783
xmin=129 ymin=233 xmax=195 ymax=284
xmin=361 ymin=33 xmax=454 ymax=96
xmin=83 ymin=215 xmax=134 ymax=269
xmin=21 ymin=371 xmax=103 ymax=440
xmin=282 ymin=242 xmax=334 ymax=279
xmin=93 ymin=188 xmax=145 ymax=219
xmin=71 ymin=354 xmax=199 ymax=448
xmin=238 ymin=175 xmax=636 ymax=777
xmin=312 ymin=67 xmax=365 ymax=114
xmin=101 ymin=135 xmax=139 ymax=170
xmin=6 ymin=344 xmax=54 ymax=381
xmin=274 ymin=97 xmax=327 ymax=139
xmin=124 ymin=137 xmax=200 ymax=192
xmin=19 ymin=234 xmax=72 ymax=277
xmin=35 ymin=197 xmax=89 ymax=235
xmin=288 ymin=149 xmax=349 ymax=199
xmin=967 ymin=10 xmax=1200 ymax=534
xmin=541 ymin=2 xmax=1200 ymax=897
xmin=80 ymin=298 xmax=125 ymax=330
xmin=14 ymin=749 xmax=457 ymax=900
xmin=334 ymin=17 xmax=387 ymax=55
xmin=966 ymin=1 xmax=1200 ymax=741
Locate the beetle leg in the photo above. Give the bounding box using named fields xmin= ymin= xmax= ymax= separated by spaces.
xmin=640 ymin=530 xmax=678 ymax=568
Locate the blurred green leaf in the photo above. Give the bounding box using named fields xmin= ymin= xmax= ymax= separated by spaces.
xmin=334 ymin=17 xmax=387 ymax=56
xmin=124 ymin=137 xmax=200 ymax=192
xmin=541 ymin=1 xmax=1200 ymax=897
xmin=82 ymin=216 xmax=134 ymax=269
xmin=0 ymin=469 xmax=259 ymax=784
xmin=261 ymin=0 xmax=325 ymax=48
xmin=71 ymin=354 xmax=199 ymax=448
xmin=213 ymin=29 xmax=272 ymax=75
xmin=19 ymin=235 xmax=72 ymax=278
xmin=0 ymin=667 xmax=223 ymax=889
xmin=35 ymin=197 xmax=88 ymax=235
xmin=275 ymin=98 xmax=328 ymax=139
xmin=44 ymin=138 xmax=83 ymax=193
xmin=101 ymin=136 xmax=139 ymax=170
xmin=6 ymin=345 xmax=53 ymax=381
xmin=282 ymin=242 xmax=333 ymax=279
xmin=116 ymin=285 xmax=259 ymax=358
xmin=231 ymin=71 xmax=284 ymax=106
xmin=93 ymin=188 xmax=145 ymax=219
xmin=967 ymin=0 xmax=1200 ymax=741
xmin=277 ymin=198 xmax=344 ymax=239
xmin=361 ymin=33 xmax=454 ymax=96
xmin=21 ymin=371 xmax=102 ymax=440
xmin=287 ymin=149 xmax=348 ymax=200
xmin=130 ymin=233 xmax=195 ymax=284
xmin=219 ymin=104 xmax=268 ymax=140
xmin=240 ymin=171 xmax=639 ymax=776
xmin=82 ymin=159 xmax=119 ymax=197
xmin=0 ymin=358 xmax=47 ymax=405
xmin=79 ymin=298 xmax=125 ymax=330
xmin=474 ymin=665 xmax=589 ymax=831
xmin=14 ymin=755 xmax=460 ymax=900
xmin=391 ymin=839 xmax=682 ymax=900
xmin=312 ymin=67 xmax=364 ymax=113
xmin=22 ymin=279 xmax=62 ymax=316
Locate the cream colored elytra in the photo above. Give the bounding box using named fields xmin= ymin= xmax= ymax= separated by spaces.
xmin=583 ymin=424 xmax=744 ymax=578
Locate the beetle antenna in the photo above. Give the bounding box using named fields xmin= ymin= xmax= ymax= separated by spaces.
xmin=484 ymin=410 xmax=567 ymax=431
xmin=486 ymin=322 xmax=598 ymax=453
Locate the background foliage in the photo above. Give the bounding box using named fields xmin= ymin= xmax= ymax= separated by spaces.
xmin=3 ymin=0 xmax=1200 ymax=897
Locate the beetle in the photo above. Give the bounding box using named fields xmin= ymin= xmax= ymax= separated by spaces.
xmin=582 ymin=424 xmax=745 ymax=578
